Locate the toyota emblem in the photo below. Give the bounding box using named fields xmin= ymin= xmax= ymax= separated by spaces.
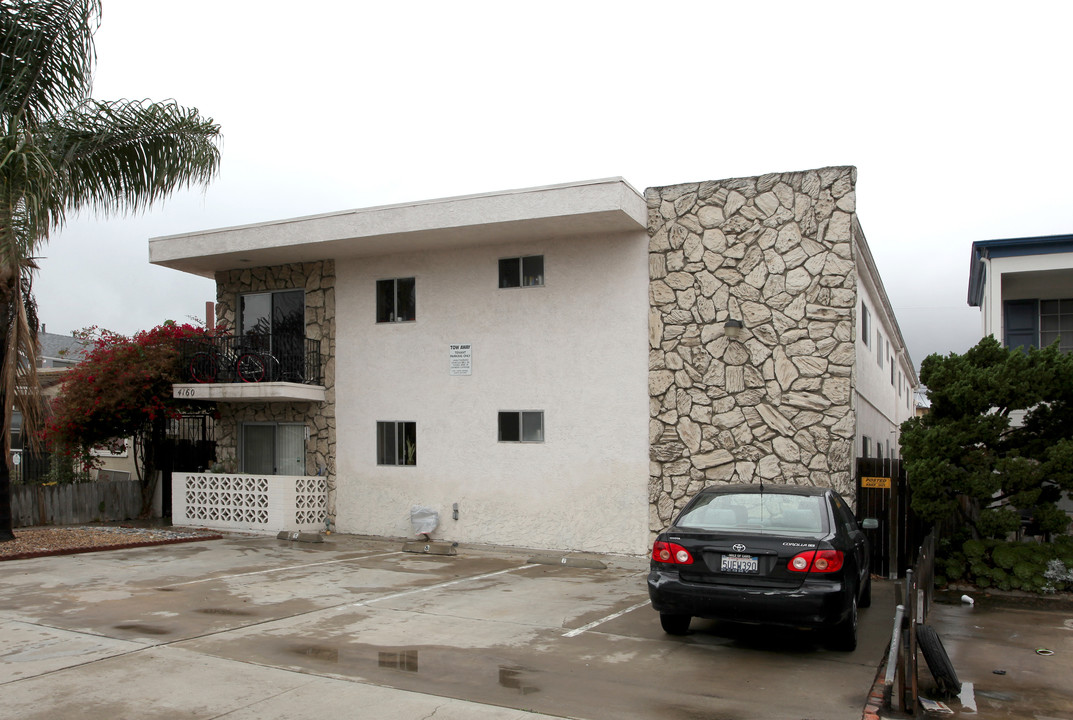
xmin=732 ymin=543 xmax=746 ymax=552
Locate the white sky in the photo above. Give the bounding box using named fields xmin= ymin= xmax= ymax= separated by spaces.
xmin=34 ymin=0 xmax=1073 ymax=371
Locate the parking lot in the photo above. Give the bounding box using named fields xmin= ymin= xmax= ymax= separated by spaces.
xmin=0 ymin=532 xmax=894 ymax=719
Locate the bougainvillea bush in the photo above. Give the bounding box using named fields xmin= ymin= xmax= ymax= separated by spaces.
xmin=45 ymin=322 xmax=212 ymax=476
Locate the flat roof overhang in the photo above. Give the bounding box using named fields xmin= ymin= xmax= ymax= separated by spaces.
xmin=172 ymin=382 xmax=326 ymax=403
xmin=150 ymin=178 xmax=648 ymax=278
xmin=968 ymin=233 xmax=1073 ymax=307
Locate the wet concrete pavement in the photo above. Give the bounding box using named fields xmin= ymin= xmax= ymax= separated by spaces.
xmin=3 ymin=531 xmax=899 ymax=719
xmin=908 ymin=595 xmax=1073 ymax=719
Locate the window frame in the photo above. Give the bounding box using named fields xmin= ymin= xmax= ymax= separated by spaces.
xmin=861 ymin=303 xmax=871 ymax=348
xmin=377 ymin=421 xmax=417 ymax=466
xmin=498 ymin=255 xmax=545 ymax=289
xmin=376 ymin=277 xmax=416 ymax=323
xmin=1039 ymin=298 xmax=1073 ymax=352
xmin=239 ymin=422 xmax=307 ymax=476
xmin=498 ymin=410 xmax=544 ymax=443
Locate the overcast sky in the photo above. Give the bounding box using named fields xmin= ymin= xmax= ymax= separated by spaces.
xmin=34 ymin=1 xmax=1073 ymax=372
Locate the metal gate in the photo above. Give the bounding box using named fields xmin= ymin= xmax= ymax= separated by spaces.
xmin=159 ymin=413 xmax=217 ymax=517
xmin=857 ymin=457 xmax=924 ymax=579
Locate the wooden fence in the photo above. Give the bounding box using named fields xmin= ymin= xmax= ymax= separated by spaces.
xmin=11 ymin=481 xmax=143 ymax=528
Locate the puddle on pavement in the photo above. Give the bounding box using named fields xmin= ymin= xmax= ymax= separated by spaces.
xmin=113 ymin=623 xmax=170 ymax=636
xmin=293 ymin=644 xmax=340 ymax=662
xmin=195 ymin=608 xmax=254 ymax=616
xmin=498 ymin=665 xmax=540 ymax=695
xmin=378 ymin=649 xmax=419 ymax=672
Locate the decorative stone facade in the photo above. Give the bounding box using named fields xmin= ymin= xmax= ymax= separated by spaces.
xmin=213 ymin=261 xmax=338 ymax=523
xmin=647 ymin=167 xmax=858 ymax=533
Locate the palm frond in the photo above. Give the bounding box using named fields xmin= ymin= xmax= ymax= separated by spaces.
xmin=1 ymin=129 xmax=64 ymax=250
xmin=43 ymin=98 xmax=221 ymax=215
xmin=0 ymin=0 xmax=100 ymax=125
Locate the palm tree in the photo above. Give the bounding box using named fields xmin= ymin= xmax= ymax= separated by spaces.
xmin=0 ymin=0 xmax=221 ymax=540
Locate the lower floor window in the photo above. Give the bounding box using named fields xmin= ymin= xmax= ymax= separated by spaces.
xmin=241 ymin=423 xmax=306 ymax=475
xmin=377 ymin=421 xmax=417 ymax=465
xmin=498 ymin=411 xmax=544 ymax=442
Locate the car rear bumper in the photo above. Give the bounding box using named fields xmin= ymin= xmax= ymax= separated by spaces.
xmin=647 ymin=569 xmax=852 ymax=628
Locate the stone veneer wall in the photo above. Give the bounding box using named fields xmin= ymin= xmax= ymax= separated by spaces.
xmin=214 ymin=261 xmax=337 ymax=522
xmin=647 ymin=167 xmax=858 ymax=533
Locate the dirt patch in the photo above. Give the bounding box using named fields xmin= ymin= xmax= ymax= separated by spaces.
xmin=0 ymin=525 xmax=222 ymax=561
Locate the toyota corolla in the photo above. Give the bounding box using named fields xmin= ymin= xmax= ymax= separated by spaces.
xmin=647 ymin=483 xmax=876 ymax=650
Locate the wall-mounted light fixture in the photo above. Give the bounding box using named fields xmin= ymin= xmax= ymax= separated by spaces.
xmin=724 ymin=318 xmax=743 ymax=340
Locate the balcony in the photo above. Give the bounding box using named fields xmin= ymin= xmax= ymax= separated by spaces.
xmin=173 ymin=335 xmax=325 ymax=403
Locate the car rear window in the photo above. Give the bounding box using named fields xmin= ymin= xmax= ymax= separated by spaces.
xmin=676 ymin=492 xmax=829 ymax=535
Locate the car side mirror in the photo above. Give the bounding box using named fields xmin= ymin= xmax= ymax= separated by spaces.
xmin=861 ymin=518 xmax=879 ymax=530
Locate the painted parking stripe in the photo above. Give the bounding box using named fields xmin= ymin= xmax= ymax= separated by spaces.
xmin=562 ymin=599 xmax=652 ymax=637
xmin=162 ymin=551 xmax=403 ymax=587
xmin=346 ymin=564 xmax=541 ymax=608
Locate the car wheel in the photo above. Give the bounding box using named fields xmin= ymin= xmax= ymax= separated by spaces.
xmin=860 ymin=573 xmax=872 ymax=609
xmin=830 ymin=595 xmax=858 ymax=651
xmin=916 ymin=624 xmax=961 ymax=695
xmin=660 ymin=613 xmax=690 ymax=635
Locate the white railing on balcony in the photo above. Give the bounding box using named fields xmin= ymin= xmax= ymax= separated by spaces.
xmin=173 ymin=473 xmax=327 ymax=534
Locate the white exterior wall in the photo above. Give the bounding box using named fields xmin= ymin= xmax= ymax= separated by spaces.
xmin=855 ymin=269 xmax=915 ymax=460
xmin=981 ymin=252 xmax=1073 ymax=340
xmin=333 ymin=232 xmax=652 ymax=555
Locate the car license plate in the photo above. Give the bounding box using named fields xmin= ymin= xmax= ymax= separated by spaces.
xmin=721 ymin=553 xmax=758 ymax=573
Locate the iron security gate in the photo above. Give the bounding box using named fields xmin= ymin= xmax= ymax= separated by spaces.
xmin=857 ymin=457 xmax=924 ymax=579
xmin=159 ymin=413 xmax=217 ymax=517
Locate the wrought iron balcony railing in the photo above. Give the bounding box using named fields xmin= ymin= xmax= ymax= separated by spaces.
xmin=179 ymin=335 xmax=323 ymax=386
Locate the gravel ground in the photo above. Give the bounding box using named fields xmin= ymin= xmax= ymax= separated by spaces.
xmin=0 ymin=526 xmax=222 ymax=560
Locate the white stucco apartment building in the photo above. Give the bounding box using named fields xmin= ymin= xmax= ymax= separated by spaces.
xmin=153 ymin=167 xmax=916 ymax=555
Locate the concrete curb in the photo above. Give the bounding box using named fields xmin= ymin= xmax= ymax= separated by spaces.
xmin=527 ymin=553 xmax=608 ymax=569
xmin=0 ymin=533 xmax=223 ymax=563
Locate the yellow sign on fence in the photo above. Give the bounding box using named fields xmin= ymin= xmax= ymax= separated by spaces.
xmin=861 ymin=476 xmax=892 ymax=489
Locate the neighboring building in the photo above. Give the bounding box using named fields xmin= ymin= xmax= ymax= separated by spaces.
xmin=13 ymin=330 xmax=137 ymax=484
xmin=37 ymin=329 xmax=87 ymax=368
xmin=968 ymin=233 xmax=1073 ymax=520
xmin=914 ymin=388 xmax=931 ymax=418
xmin=968 ymin=233 xmax=1073 ymax=351
xmin=152 ymin=167 xmax=916 ymax=555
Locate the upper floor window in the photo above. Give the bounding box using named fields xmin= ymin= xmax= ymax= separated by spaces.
xmin=240 ymin=289 xmax=304 ymax=341
xmin=1003 ymin=298 xmax=1073 ymax=353
xmin=377 ymin=278 xmax=416 ymax=323
xmin=861 ymin=303 xmax=871 ymax=348
xmin=499 ymin=256 xmax=544 ymax=288
xmin=1040 ymin=299 xmax=1073 ymax=352
xmin=498 ymin=411 xmax=544 ymax=442
xmin=876 ymin=331 xmax=884 ymax=367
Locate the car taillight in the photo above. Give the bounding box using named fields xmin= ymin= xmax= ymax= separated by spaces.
xmin=652 ymin=541 xmax=693 ymax=565
xmin=788 ymin=549 xmax=844 ymax=573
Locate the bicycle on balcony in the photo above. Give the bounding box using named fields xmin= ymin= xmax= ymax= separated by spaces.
xmin=187 ymin=341 xmax=278 ymax=384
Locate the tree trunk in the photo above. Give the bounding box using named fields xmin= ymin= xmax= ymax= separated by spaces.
xmin=0 ymin=452 xmax=13 ymax=540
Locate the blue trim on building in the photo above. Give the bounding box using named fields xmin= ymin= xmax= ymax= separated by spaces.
xmin=968 ymin=234 xmax=1073 ymax=307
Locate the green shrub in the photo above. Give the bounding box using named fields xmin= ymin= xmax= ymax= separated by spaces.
xmin=938 ymin=538 xmax=1073 ymax=595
